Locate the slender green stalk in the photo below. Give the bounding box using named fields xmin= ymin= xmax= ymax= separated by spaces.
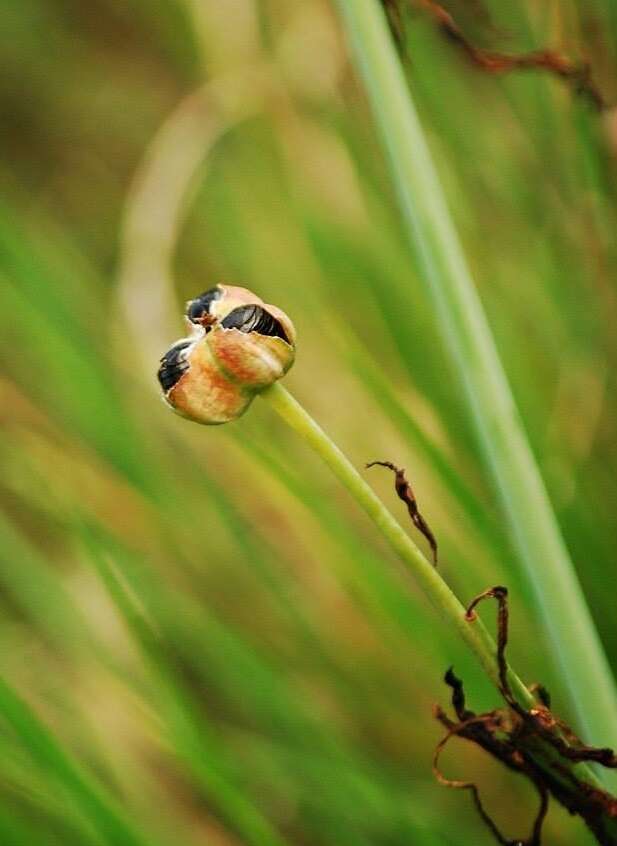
xmin=260 ymin=384 xmax=515 ymax=693
xmin=333 ymin=0 xmax=617 ymax=761
xmin=260 ymin=382 xmax=603 ymax=794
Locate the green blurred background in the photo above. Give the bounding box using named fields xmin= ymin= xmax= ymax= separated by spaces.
xmin=1 ymin=1 xmax=617 ymax=843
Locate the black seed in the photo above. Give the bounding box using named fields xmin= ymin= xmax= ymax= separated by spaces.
xmin=186 ymin=287 xmax=222 ymax=323
xmin=158 ymin=341 xmax=191 ymax=392
xmin=221 ymin=305 xmax=289 ymax=342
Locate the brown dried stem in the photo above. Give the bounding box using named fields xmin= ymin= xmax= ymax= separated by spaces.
xmin=366 ymin=460 xmax=438 ymax=564
xmin=433 ymin=588 xmax=617 ymax=845
xmin=385 ymin=0 xmax=606 ymax=110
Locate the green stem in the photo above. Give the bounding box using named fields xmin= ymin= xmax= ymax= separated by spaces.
xmin=260 ymin=382 xmax=602 ymax=794
xmin=260 ymin=383 xmax=500 ymax=685
xmin=333 ymin=0 xmax=617 ymax=765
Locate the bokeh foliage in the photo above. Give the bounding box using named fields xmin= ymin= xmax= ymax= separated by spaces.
xmin=1 ymin=1 xmax=616 ymax=843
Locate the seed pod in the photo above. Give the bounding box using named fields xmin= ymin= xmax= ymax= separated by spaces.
xmin=159 ymin=335 xmax=251 ymax=425
xmin=208 ymin=303 xmax=295 ymax=389
xmin=158 ymin=286 xmax=296 ymax=425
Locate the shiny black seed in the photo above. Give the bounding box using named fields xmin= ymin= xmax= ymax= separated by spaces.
xmin=186 ymin=287 xmax=222 ymax=323
xmin=221 ymin=305 xmax=289 ymax=342
xmin=158 ymin=341 xmax=191 ymax=392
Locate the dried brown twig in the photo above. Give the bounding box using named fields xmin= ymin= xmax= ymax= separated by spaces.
xmin=433 ymin=586 xmax=617 ymax=845
xmin=384 ymin=0 xmax=606 ymax=110
xmin=366 ymin=460 xmax=438 ymax=564
xmin=434 ymin=671 xmax=549 ymax=846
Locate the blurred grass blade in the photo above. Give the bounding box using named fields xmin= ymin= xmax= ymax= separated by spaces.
xmin=333 ymin=0 xmax=617 ymax=757
xmin=86 ymin=541 xmax=290 ymax=846
xmin=0 ymin=675 xmax=151 ymax=846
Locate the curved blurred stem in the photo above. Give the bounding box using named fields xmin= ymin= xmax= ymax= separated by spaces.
xmin=117 ymin=82 xmax=222 ymax=368
xmin=333 ymin=0 xmax=617 ymax=772
xmin=117 ymin=67 xmax=267 ymax=375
